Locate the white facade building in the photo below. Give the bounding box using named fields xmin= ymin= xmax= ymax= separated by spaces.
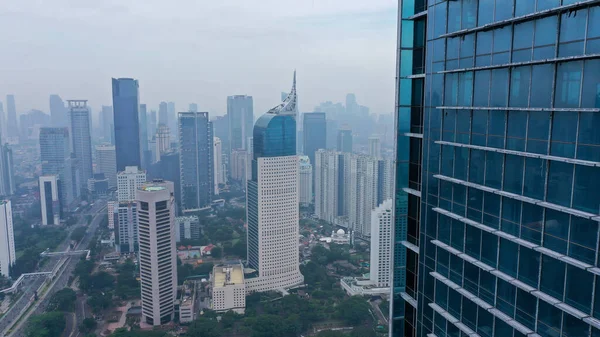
xmin=179 ymin=282 xmax=196 ymax=323
xmin=95 ymin=144 xmax=117 ymax=189
xmin=116 ymin=202 xmax=138 ymax=254
xmin=107 ymin=201 xmax=116 ymax=230
xmin=368 ymin=136 xmax=381 ymax=159
xmin=348 ymin=154 xmax=380 ymax=237
xmin=314 ymin=150 xmax=343 ymax=223
xmin=230 ymin=149 xmax=248 ymax=184
xmin=136 ymin=181 xmax=177 ymax=326
xmin=0 ymin=200 xmax=15 ymax=277
xmin=39 ymin=175 xmax=61 ymax=225
xmin=117 ymin=166 xmax=146 ymax=201
xmin=213 ymin=137 xmax=222 ymax=195
xmin=298 ymin=156 xmax=312 ymax=206
xmin=211 ymin=263 xmax=246 ymax=314
xmin=370 ymin=199 xmax=393 ymax=287
xmin=175 ymin=216 xmax=200 ymax=242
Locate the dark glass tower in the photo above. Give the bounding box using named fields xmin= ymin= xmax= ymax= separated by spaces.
xmin=393 ymin=1 xmax=600 ymax=337
xmin=302 ymin=112 xmax=327 ymax=167
xmin=227 ymin=95 xmax=254 ymax=153
xmin=112 ymin=78 xmax=141 ymax=171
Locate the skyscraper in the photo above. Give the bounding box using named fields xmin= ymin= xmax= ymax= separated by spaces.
xmin=167 ymin=102 xmax=176 ymax=137
xmin=213 ymin=137 xmax=223 ymax=195
xmin=392 ymin=2 xmax=600 ymax=336
xmin=370 ymin=199 xmax=392 ymax=288
xmin=0 ymin=144 xmax=14 ymax=196
xmin=227 ymin=95 xmax=254 ymax=153
xmin=302 ymin=112 xmax=327 ymax=167
xmin=136 ymin=180 xmax=177 ymax=326
xmin=101 ymin=106 xmax=114 ymax=144
xmin=337 ymin=127 xmax=353 ymax=153
xmin=189 ymin=103 xmax=198 ymax=112
xmin=68 ymin=100 xmax=93 ymax=190
xmin=95 ymin=145 xmax=117 ymax=189
xmin=299 ymin=155 xmax=312 ymax=206
xmin=115 ymin=201 xmax=138 ymax=253
xmin=49 ymin=95 xmax=67 ymax=127
xmin=0 ymin=102 xmax=5 ymax=138
xmin=245 ymin=75 xmax=304 ymax=292
xmin=155 ymin=124 xmax=170 ymax=162
xmin=39 ymin=175 xmax=61 ymax=225
xmin=0 ymin=200 xmax=15 ymax=277
xmin=117 ymin=166 xmax=146 ymax=202
xmin=314 ymin=150 xmax=344 ymax=224
xmin=6 ymin=95 xmax=18 ymax=139
xmin=158 ymin=102 xmax=168 ymax=126
xmin=40 ymin=127 xmax=73 ymax=209
xmin=368 ymin=136 xmax=381 ymax=159
xmin=139 ymin=103 xmax=149 ymax=169
xmin=149 ymin=109 xmax=157 ymax=140
xmin=229 ymin=149 xmax=248 ymax=185
xmin=148 ymin=151 xmax=181 ymax=214
xmin=325 ymin=119 xmax=338 ymax=150
xmin=178 ymin=112 xmax=214 ymax=212
xmin=112 ymin=78 xmax=141 ymax=171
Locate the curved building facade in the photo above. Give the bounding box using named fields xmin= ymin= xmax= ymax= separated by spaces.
xmin=246 ymin=92 xmax=304 ymax=292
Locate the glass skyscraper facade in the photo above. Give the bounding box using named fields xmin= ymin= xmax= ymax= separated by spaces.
xmin=302 ymin=112 xmax=327 ymax=168
xmin=393 ymin=1 xmax=600 ymax=337
xmin=112 ymin=78 xmax=141 ymax=172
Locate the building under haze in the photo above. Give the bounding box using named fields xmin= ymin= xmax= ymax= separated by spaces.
xmin=95 ymin=144 xmax=117 ymax=189
xmin=392 ymin=1 xmax=600 ymax=336
xmin=0 ymin=200 xmax=15 ymax=278
xmin=246 ymin=76 xmax=304 ymax=292
xmin=39 ymin=175 xmax=61 ymax=226
xmin=101 ymin=105 xmax=114 ymax=144
xmin=112 ymin=78 xmax=141 ymax=171
xmin=139 ymin=103 xmax=149 ymax=169
xmin=314 ymin=150 xmax=344 ymax=225
xmin=302 ymin=112 xmax=327 ymax=168
xmin=337 ymin=127 xmax=353 ymax=153
xmin=299 ymin=155 xmax=312 ymax=206
xmin=5 ymin=95 xmax=18 ymax=140
xmin=40 ymin=127 xmax=74 ymax=210
xmin=227 ymin=95 xmax=254 ymax=154
xmin=155 ymin=124 xmax=170 ymax=162
xmin=0 ymin=138 xmax=15 ymax=197
xmin=117 ymin=166 xmax=146 ymax=202
xmin=178 ymin=112 xmax=214 ymax=212
xmin=49 ymin=95 xmax=67 ymax=127
xmin=68 ymin=100 xmax=93 ymax=191
xmin=137 ymin=180 xmax=177 ymax=326
xmin=148 ymin=150 xmax=181 ymax=214
xmin=368 ymin=136 xmax=381 ymax=159
xmin=213 ymin=137 xmax=223 ymax=194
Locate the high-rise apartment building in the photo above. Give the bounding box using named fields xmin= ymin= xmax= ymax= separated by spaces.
xmin=347 ymin=154 xmax=379 ymax=237
xmin=246 ymin=78 xmax=304 ymax=292
xmin=175 ymin=215 xmax=200 ymax=242
xmin=158 ymin=102 xmax=168 ymax=126
xmin=212 ymin=115 xmax=229 ymax=159
xmin=314 ymin=150 xmax=344 ymax=224
xmin=227 ymin=95 xmax=254 ymax=153
xmin=49 ymin=95 xmax=67 ymax=127
xmin=337 ymin=127 xmax=353 ymax=153
xmin=167 ymin=102 xmax=176 ymax=137
xmin=370 ymin=199 xmax=392 ymax=288
xmin=178 ymin=112 xmax=214 ymax=212
xmin=0 ymin=102 xmax=5 ymax=138
xmin=117 ymin=166 xmax=146 ymax=202
xmin=139 ymin=103 xmax=149 ymax=169
xmin=213 ymin=137 xmax=223 ymax=195
xmin=101 ymin=105 xmax=113 ymax=144
xmin=6 ymin=95 xmax=17 ymax=139
xmin=137 ymin=180 xmax=177 ymax=326
xmin=68 ymin=100 xmax=93 ymax=190
xmin=155 ymin=124 xmax=170 ymax=162
xmin=149 ymin=110 xmax=157 ymax=141
xmin=299 ymin=155 xmax=312 ymax=206
xmin=112 ymin=78 xmax=141 ymax=171
xmin=1 ymin=144 xmax=14 ymax=196
xmin=115 ymin=201 xmax=138 ymax=253
xmin=40 ymin=127 xmax=73 ymax=210
xmin=0 ymin=200 xmax=15 ymax=278
xmin=392 ymin=1 xmax=600 ymax=336
xmin=39 ymin=175 xmax=61 ymax=225
xmin=302 ymin=112 xmax=327 ymax=167
xmin=95 ymin=145 xmax=117 ymax=189
xmin=229 ymin=149 xmax=248 ymax=185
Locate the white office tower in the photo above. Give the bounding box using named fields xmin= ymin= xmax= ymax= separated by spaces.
xmin=314 ymin=150 xmax=343 ymax=223
xmin=347 ymin=154 xmax=380 ymax=237
xmin=116 ymin=202 xmax=138 ymax=253
xmin=213 ymin=137 xmax=222 ymax=195
xmin=117 ymin=166 xmax=146 ymax=201
xmin=368 ymin=136 xmax=381 ymax=159
xmin=95 ymin=145 xmax=117 ymax=189
xmin=369 ymin=199 xmax=392 ymax=287
xmin=107 ymin=201 xmax=116 ymax=229
xmin=39 ymin=175 xmax=61 ymax=225
xmin=136 ymin=180 xmax=177 ymax=326
xmin=68 ymin=100 xmax=93 ymax=190
xmin=175 ymin=216 xmax=200 ymax=242
xmin=246 ymin=76 xmax=303 ymax=292
xmin=0 ymin=200 xmax=15 ymax=277
xmin=298 ymin=156 xmax=312 ymax=206
xmin=211 ymin=263 xmax=246 ymax=314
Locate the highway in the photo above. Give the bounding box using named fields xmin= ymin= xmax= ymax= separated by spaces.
xmin=1 ymin=201 xmax=106 ymax=337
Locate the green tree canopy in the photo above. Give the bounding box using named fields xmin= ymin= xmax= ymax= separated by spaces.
xmin=25 ymin=311 xmax=66 ymax=337
xmin=48 ymin=288 xmax=77 ymax=312
xmin=186 ymin=317 xmax=222 ymax=337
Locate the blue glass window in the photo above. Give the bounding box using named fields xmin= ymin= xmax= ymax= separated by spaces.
xmin=569 ymin=217 xmax=598 ymax=266
xmin=530 ymin=64 xmax=554 ymax=108
xmin=483 ymin=192 xmax=500 ymax=229
xmin=469 ymin=149 xmax=485 ymax=184
xmin=502 ymin=198 xmax=521 ymax=237
xmin=477 ymin=307 xmax=493 ymax=337
xmin=540 ymin=255 xmax=565 ymax=300
xmin=499 ymin=239 xmax=518 ymax=277
xmin=473 ymin=71 xmax=491 ymax=106
xmin=490 ymin=69 xmax=508 ymax=107
xmin=515 ymin=0 xmax=535 ymax=16
xmin=432 ymin=2 xmax=447 ymax=38
xmin=577 ymin=112 xmax=600 ymax=161
xmin=523 ymin=158 xmax=547 ymax=200
xmin=527 ymin=112 xmax=550 ymax=154
xmin=555 ymin=61 xmax=583 ymax=108
xmin=447 ymin=0 xmax=460 ymax=34
xmin=503 ymin=155 xmax=524 ymax=194
xmin=546 ymin=161 xmax=574 ymax=207
xmin=565 ymin=265 xmax=593 ymax=313
xmin=444 ymin=73 xmax=458 ymax=106
xmin=462 ymin=0 xmax=477 ymax=30
xmin=458 ymin=72 xmax=473 ymax=106
xmin=518 ymin=248 xmax=540 ymax=288
xmin=538 ymin=301 xmax=562 ymax=337
xmin=550 ymin=111 xmax=577 ymax=158
xmin=587 ymin=7 xmax=600 ymax=54
xmin=462 ymin=297 xmax=477 ymax=331
xmin=467 ymin=187 xmax=483 ymax=222
xmin=515 ymin=289 xmax=536 ymax=330
xmin=487 ymin=110 xmax=505 ymax=148
xmin=533 ymin=16 xmax=558 ymax=60
xmin=582 ymin=60 xmax=600 ymax=108
xmin=573 ymin=165 xmax=600 ymax=214
xmin=464 ymin=262 xmax=479 ymax=294
xmin=484 ymin=152 xmax=503 ymax=189
xmin=477 ymin=0 xmax=493 ymax=26
xmin=450 ymin=219 xmax=464 ymax=251
xmin=476 ymin=31 xmax=493 ymax=66
xmin=441 ymin=146 xmax=454 ymax=177
xmin=512 ymin=21 xmax=534 ymax=62
xmin=465 ymin=226 xmax=481 ymax=260
xmin=506 ymin=111 xmax=527 ymax=151
xmin=544 ymin=209 xmax=570 ymax=254
xmin=492 ymin=26 xmax=511 ymax=65
xmin=563 ymin=313 xmax=590 ymax=337
xmin=481 ymin=231 xmax=497 ymax=267
xmin=536 ymin=0 xmax=560 ymax=11
xmin=496 ymin=278 xmax=516 ymax=317
xmin=456 ymin=110 xmax=470 ymax=144
xmin=479 ymin=271 xmax=496 ymax=305
xmin=509 ymin=66 xmax=530 ymax=107
xmin=454 ymin=147 xmax=468 ymax=180
xmin=459 ymin=34 xmax=475 ymax=68
xmin=559 ymin=9 xmax=587 ymax=57
xmin=521 ymin=203 xmax=543 ymax=245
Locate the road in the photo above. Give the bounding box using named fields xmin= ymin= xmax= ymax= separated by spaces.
xmin=4 ymin=201 xmax=106 ymax=337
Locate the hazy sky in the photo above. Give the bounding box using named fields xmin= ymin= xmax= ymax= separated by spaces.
xmin=0 ymin=0 xmax=397 ymax=117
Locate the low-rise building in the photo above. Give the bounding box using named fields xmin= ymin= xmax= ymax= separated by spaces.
xmin=211 ymin=263 xmax=245 ymax=314
xmin=179 ymin=281 xmax=196 ymax=323
xmin=175 ymin=216 xmax=200 ymax=242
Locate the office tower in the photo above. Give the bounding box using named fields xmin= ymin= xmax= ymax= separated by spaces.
xmin=49 ymin=95 xmax=67 ymax=127
xmin=393 ymin=2 xmax=600 ymax=336
xmin=345 ymin=93 xmax=358 ymax=115
xmin=95 ymin=145 xmax=117 ymax=189
xmin=115 ymin=201 xmax=138 ymax=253
xmin=155 ymin=124 xmax=170 ymax=162
xmin=298 ymin=155 xmax=312 ymax=206
xmin=377 ymin=158 xmax=394 ymax=206
xmin=368 ymin=136 xmax=381 ymax=158
xmin=0 ymin=102 xmax=5 ymax=138
xmin=158 ymin=102 xmax=168 ymax=126
xmin=229 ymin=149 xmax=248 ymax=184
xmin=245 ymin=82 xmax=304 ymax=292
xmin=68 ymin=100 xmax=93 ymax=190
xmin=6 ymin=95 xmax=18 ymax=139
xmin=370 ymin=199 xmax=392 ymax=288
xmin=107 ymin=201 xmax=115 ymax=230
xmin=139 ymin=104 xmax=149 ymax=169
xmin=212 ymin=115 xmax=229 ymax=153
xmin=117 ymin=166 xmax=146 ymax=202
xmin=302 ymin=112 xmax=326 ymax=166
xmin=227 ymin=95 xmax=254 ymax=153
xmin=39 ymin=175 xmax=61 ymax=225
xmin=325 ymin=119 xmax=338 ymax=150
xmin=189 ymin=103 xmax=198 ymax=112
xmin=314 ymin=150 xmax=344 ymax=224
xmin=167 ymin=102 xmax=176 ymax=137
xmin=175 ymin=215 xmax=200 ymax=242
xmin=112 ymin=78 xmax=141 ymax=171
xmin=136 ymin=180 xmax=177 ymax=326
xmin=19 ymin=110 xmax=50 ymax=142
xmin=40 ymin=127 xmax=73 ymax=210
xmin=347 ymin=154 xmax=379 ymax=237
xmin=270 ymin=71 xmax=298 ymax=119
xmin=213 ymin=137 xmax=222 ymax=195
xmin=178 ymin=112 xmax=214 ymax=212
xmin=101 ymin=106 xmax=114 ymax=144
xmin=337 ymin=127 xmax=353 ymax=153
xmin=149 ymin=110 xmax=157 ymax=139
xmin=0 ymin=144 xmax=15 ymax=196
xmin=0 ymin=200 xmax=15 ymax=277
xmin=148 ymin=150 xmax=181 ymax=214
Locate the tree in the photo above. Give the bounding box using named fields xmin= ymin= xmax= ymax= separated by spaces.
xmin=48 ymin=288 xmax=77 ymax=312
xmin=79 ymin=317 xmax=97 ymax=333
xmin=25 ymin=311 xmax=66 ymax=337
xmin=186 ymin=317 xmax=222 ymax=337
xmin=316 ymin=331 xmax=346 ymax=337
xmin=87 ymin=292 xmax=112 ymax=313
xmin=109 ymin=328 xmax=167 ymax=337
xmin=350 ymin=326 xmax=376 ymax=337
xmin=211 ymin=246 xmax=222 ymax=259
xmin=337 ymin=296 xmax=371 ymax=325
xmin=71 ymin=226 xmax=87 ymax=242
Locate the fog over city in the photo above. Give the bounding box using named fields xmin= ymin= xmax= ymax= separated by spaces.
xmin=0 ymin=0 xmax=397 ymax=115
